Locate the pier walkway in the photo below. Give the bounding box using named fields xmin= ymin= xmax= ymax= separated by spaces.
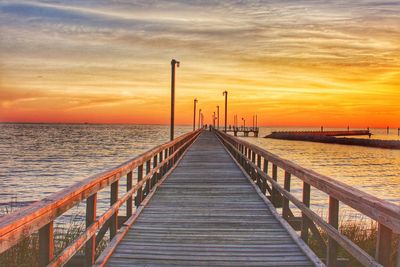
xmin=105 ymin=131 xmax=319 ymax=266
xmin=1 ymin=129 xmax=399 ymax=267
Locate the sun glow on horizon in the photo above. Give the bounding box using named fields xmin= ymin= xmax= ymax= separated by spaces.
xmin=1 ymin=1 xmax=399 ymax=128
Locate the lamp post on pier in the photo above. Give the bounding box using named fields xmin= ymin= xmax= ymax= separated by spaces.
xmin=223 ymin=91 xmax=228 ymax=132
xmin=170 ymin=59 xmax=180 ymax=141
xmin=193 ymin=98 xmax=198 ymax=131
xmin=242 ymin=117 xmax=245 ymax=129
xmin=198 ymin=108 xmax=202 ymax=129
xmin=216 ymin=105 xmax=220 ymax=129
xmin=213 ymin=112 xmax=216 ymax=128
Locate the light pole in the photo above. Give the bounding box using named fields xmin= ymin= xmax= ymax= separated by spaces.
xmin=213 ymin=112 xmax=216 ymax=128
xmin=216 ymin=105 xmax=219 ymax=129
xmin=201 ymin=113 xmax=204 ymax=128
xmin=223 ymin=91 xmax=228 ymax=132
xmin=242 ymin=117 xmax=245 ymax=129
xmin=198 ymin=108 xmax=202 ymax=129
xmin=170 ymin=59 xmax=180 ymax=141
xmin=193 ymin=98 xmax=198 ymax=131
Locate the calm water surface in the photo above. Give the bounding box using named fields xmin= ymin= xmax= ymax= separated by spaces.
xmin=1 ymin=124 xmax=399 ymax=220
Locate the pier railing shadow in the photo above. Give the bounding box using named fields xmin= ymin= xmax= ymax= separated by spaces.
xmin=0 ymin=129 xmax=202 ymax=267
xmin=215 ymin=129 xmax=400 ymax=267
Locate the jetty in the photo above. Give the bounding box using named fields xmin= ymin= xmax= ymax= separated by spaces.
xmin=0 ymin=130 xmax=399 ymax=267
xmin=269 ymin=130 xmax=372 ymax=137
xmin=266 ymin=130 xmax=400 ymax=150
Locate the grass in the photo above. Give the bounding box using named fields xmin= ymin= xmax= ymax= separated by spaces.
xmin=308 ymin=218 xmax=399 ymax=266
xmin=0 ymin=204 xmax=108 ymax=267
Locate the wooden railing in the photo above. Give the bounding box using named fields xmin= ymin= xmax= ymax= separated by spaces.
xmin=215 ymin=129 xmax=400 ymax=267
xmin=0 ymin=129 xmax=202 ymax=267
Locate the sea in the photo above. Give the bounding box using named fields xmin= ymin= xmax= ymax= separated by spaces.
xmin=0 ymin=123 xmax=399 ymax=223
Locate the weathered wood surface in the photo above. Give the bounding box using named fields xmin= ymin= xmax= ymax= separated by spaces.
xmin=106 ymin=131 xmax=320 ymax=267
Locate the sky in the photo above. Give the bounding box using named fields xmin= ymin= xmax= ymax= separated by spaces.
xmin=0 ymin=0 xmax=399 ymax=127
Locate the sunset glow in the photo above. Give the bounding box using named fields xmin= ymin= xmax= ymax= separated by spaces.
xmin=1 ymin=1 xmax=399 ymax=127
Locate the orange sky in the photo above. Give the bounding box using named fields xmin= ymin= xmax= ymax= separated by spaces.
xmin=1 ymin=1 xmax=399 ymax=127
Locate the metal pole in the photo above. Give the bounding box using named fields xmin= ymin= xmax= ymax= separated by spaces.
xmin=213 ymin=112 xmax=216 ymax=128
xmin=198 ymin=109 xmax=201 ymax=129
xmin=193 ymin=98 xmax=197 ymax=131
xmin=223 ymin=91 xmax=228 ymax=132
xmin=256 ymin=115 xmax=258 ymax=128
xmin=170 ymin=59 xmax=180 ymax=141
xmin=216 ymin=105 xmax=219 ymax=129
xmin=242 ymin=118 xmax=245 ymax=128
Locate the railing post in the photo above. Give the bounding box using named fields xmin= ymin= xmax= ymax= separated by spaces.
xmin=152 ymin=154 xmax=158 ymax=188
xmin=262 ymin=159 xmax=268 ymax=194
xmin=164 ymin=149 xmax=168 ymax=172
xmin=282 ymin=171 xmax=291 ymax=219
xmin=159 ymin=151 xmax=163 ymax=178
xmin=85 ymin=193 xmax=97 ymax=267
xmin=110 ymin=180 xmax=119 ymax=239
xmin=145 ymin=159 xmax=151 ymax=196
xmin=126 ymin=171 xmax=133 ymax=218
xmin=136 ymin=165 xmax=143 ymax=207
xmin=327 ymin=196 xmax=339 ymax=267
xmin=39 ymin=221 xmax=54 ymax=267
xmin=251 ymin=151 xmax=256 ymax=180
xmin=376 ymin=223 xmax=393 ymax=267
xmin=271 ymin=164 xmax=278 ymax=206
xmin=301 ymin=182 xmax=311 ymax=243
xmin=256 ymin=155 xmax=262 ymax=189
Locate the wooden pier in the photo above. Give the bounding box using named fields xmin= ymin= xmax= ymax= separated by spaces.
xmin=225 ymin=126 xmax=259 ymax=137
xmin=0 ymin=130 xmax=399 ymax=267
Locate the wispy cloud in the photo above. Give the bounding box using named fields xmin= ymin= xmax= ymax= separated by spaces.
xmin=1 ymin=0 xmax=399 ymax=126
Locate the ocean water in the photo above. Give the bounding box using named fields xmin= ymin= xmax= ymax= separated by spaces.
xmin=0 ymin=124 xmax=399 ymax=222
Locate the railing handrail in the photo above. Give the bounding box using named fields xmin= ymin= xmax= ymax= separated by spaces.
xmin=215 ymin=129 xmax=399 ymax=266
xmin=216 ymin=130 xmax=400 ymax=231
xmin=0 ymin=129 xmax=202 ymax=255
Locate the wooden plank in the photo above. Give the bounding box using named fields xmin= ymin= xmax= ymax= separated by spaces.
xmin=0 ymin=130 xmax=202 ymax=254
xmin=85 ymin=193 xmax=97 ymax=267
xmin=110 ymin=181 xmax=119 ymax=240
xmin=301 ymin=182 xmax=311 ymax=243
xmin=39 ymin=221 xmax=54 ymax=267
xmin=327 ymin=196 xmax=339 ymax=267
xmin=375 ymin=223 xmax=393 ymax=267
xmin=105 ymin=131 xmax=320 ymax=267
xmin=126 ymin=172 xmax=132 ymax=218
xmin=283 ymin=171 xmax=291 ymax=219
xmin=216 ymin=130 xmax=400 ymax=232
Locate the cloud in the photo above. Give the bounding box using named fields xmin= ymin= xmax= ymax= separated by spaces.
xmin=0 ymin=0 xmax=399 ymax=125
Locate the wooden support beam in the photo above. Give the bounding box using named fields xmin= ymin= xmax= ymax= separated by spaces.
xmin=301 ymin=182 xmax=311 ymax=243
xmin=283 ymin=171 xmax=291 ymax=219
xmin=110 ymin=180 xmax=119 ymax=240
xmin=376 ymin=223 xmax=393 ymax=267
xmin=256 ymin=154 xmax=262 ymax=189
xmin=126 ymin=172 xmax=132 ymax=218
xmin=272 ymin=164 xmax=278 ymax=206
xmin=136 ymin=165 xmax=143 ymax=207
xmin=327 ymin=196 xmax=339 ymax=267
xmin=145 ymin=160 xmax=151 ymax=196
xmin=85 ymin=193 xmax=97 ymax=267
xmin=152 ymin=154 xmax=158 ymax=188
xmin=39 ymin=221 xmax=54 ymax=267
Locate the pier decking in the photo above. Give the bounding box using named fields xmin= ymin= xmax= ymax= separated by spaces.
xmin=105 ymin=131 xmax=319 ymax=266
xmin=1 ymin=130 xmax=399 ymax=267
